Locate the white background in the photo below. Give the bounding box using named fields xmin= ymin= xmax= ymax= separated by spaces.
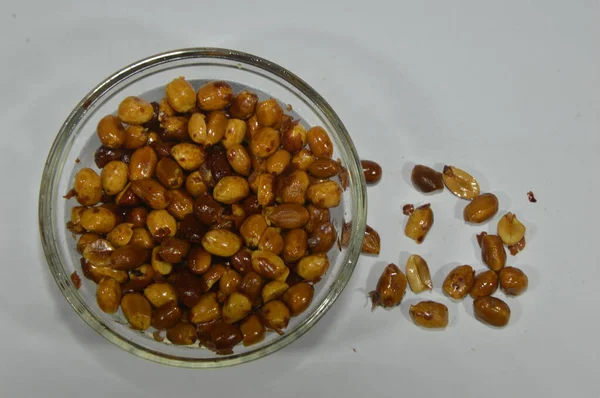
xmin=1 ymin=0 xmax=599 ymax=396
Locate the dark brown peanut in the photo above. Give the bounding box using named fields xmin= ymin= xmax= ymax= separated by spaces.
xmin=251 ymin=250 xmax=289 ymax=282
xmin=156 ymin=157 xmax=184 ymax=189
xmin=480 ymin=234 xmax=507 ymax=271
xmin=166 ymin=322 xmax=197 ymax=345
xmin=178 ymin=213 xmax=206 ymax=244
xmin=282 ymin=282 xmax=314 ymax=316
xmin=166 ymin=189 xmax=193 ymax=220
xmin=308 ymin=222 xmax=336 ymax=254
xmin=229 ymin=90 xmax=258 ymax=120
xmin=130 ymin=179 xmax=171 ymax=210
xmin=151 ymin=301 xmax=182 ymax=330
xmin=411 ymin=165 xmax=443 ymax=193
xmin=474 ymin=296 xmax=510 ymax=327
xmin=369 ymin=263 xmax=406 ymax=309
xmin=308 ymin=158 xmax=342 ymax=178
xmin=240 ymin=314 xmax=265 ymax=346
xmin=361 ymin=160 xmax=382 ymax=184
xmin=158 ymin=237 xmax=190 ymax=263
xmin=188 ymin=247 xmax=212 ymax=275
xmin=282 ymin=124 xmax=307 ymax=154
xmin=208 ymin=321 xmax=242 ymax=354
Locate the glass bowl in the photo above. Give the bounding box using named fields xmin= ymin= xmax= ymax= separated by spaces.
xmin=38 ymin=48 xmax=367 ymax=368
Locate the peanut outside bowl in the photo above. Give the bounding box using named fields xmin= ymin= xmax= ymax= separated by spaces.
xmin=38 ymin=48 xmax=367 ymax=368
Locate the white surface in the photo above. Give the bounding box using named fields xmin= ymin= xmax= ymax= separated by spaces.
xmin=1 ymin=0 xmax=599 ymax=396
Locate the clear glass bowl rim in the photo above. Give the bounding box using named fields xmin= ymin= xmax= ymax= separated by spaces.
xmin=38 ymin=47 xmax=367 ymax=368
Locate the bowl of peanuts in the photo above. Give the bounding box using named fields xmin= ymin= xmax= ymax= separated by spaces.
xmin=39 ymin=48 xmax=367 ymax=367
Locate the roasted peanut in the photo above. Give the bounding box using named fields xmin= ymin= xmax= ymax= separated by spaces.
xmin=213 ymin=176 xmax=250 ymax=204
xmin=156 ymin=158 xmax=184 ymax=189
xmin=77 ymin=233 xmax=101 ymax=253
xmin=259 ymin=227 xmax=284 ymax=255
xmin=118 ymin=96 xmax=154 ymax=125
xmin=261 ymin=281 xmax=289 ymax=303
xmin=96 ymin=277 xmax=121 ymax=314
xmin=442 ymin=165 xmax=480 ymax=199
xmin=307 ymin=126 xmax=333 ymax=158
xmin=170 ymin=269 xmax=204 ymax=307
xmin=442 ymin=265 xmax=475 ymax=300
xmin=115 ymin=182 xmax=141 ymax=207
xmin=225 ymin=144 xmax=252 ymax=176
xmin=166 ymin=189 xmax=193 ymax=220
xmin=480 ymin=234 xmax=506 ymax=271
xmin=229 ymin=90 xmax=258 ymax=120
xmin=188 ymin=112 xmax=207 ymax=144
xmin=206 ymin=111 xmax=228 ymax=146
xmin=251 ymin=250 xmax=289 ymax=282
xmin=121 ymin=264 xmax=154 ymax=293
xmin=144 ymin=282 xmax=177 ymax=307
xmin=464 ymin=193 xmax=498 ymax=223
xmin=409 ymin=301 xmax=448 ymax=328
xmin=81 ymin=259 xmax=128 ymax=284
xmin=404 ymin=203 xmax=434 ymax=244
xmin=470 ymin=270 xmax=499 ymax=298
xmin=67 ymin=206 xmax=86 ymax=234
xmin=240 ymin=272 xmax=264 ymax=302
xmin=307 ymin=222 xmax=336 ymax=254
xmin=296 ymin=253 xmax=329 ymax=281
xmin=130 ymin=179 xmax=171 ymax=210
xmin=80 ymin=207 xmax=118 ymax=234
xmin=246 ymin=114 xmax=260 ymax=140
xmin=94 ymin=145 xmax=127 ymax=168
xmin=222 ymin=292 xmax=252 ymax=324
xmin=125 ymin=207 xmax=148 ymax=228
xmin=165 ymin=77 xmax=196 ymax=113
xmin=256 ymin=98 xmax=283 ymax=127
xmin=121 ymin=293 xmax=152 ymax=330
xmin=185 ymin=170 xmax=208 ymax=197
xmin=208 ymin=321 xmax=242 ymax=354
xmin=219 ymin=268 xmax=242 ymax=297
xmin=190 ymin=292 xmax=221 ymax=324
xmin=304 ymin=205 xmax=330 ymax=234
xmin=361 ymin=225 xmax=381 ymax=254
xmin=186 ymin=246 xmax=210 ymax=275
xmin=369 ymin=263 xmax=406 ymax=309
xmin=158 ymin=98 xmax=175 ymax=122
xmin=265 ymin=204 xmax=309 ymax=229
xmin=159 ymin=237 xmax=190 ymax=263
xmin=307 ymin=180 xmax=342 ymax=208
xmin=124 ymin=125 xmax=149 ymax=149
xmin=474 ymin=296 xmax=510 ymax=327
xmin=405 ymin=254 xmax=433 ymax=293
xmin=101 ymin=160 xmax=129 ymax=195
xmin=308 ymin=158 xmax=341 ymax=178
xmin=230 ymin=248 xmax=252 ymax=275
xmin=106 ymin=223 xmax=134 ymax=247
xmin=240 ymin=314 xmax=265 ymax=346
xmin=276 ymin=170 xmax=310 ymax=205
xmin=193 ymin=194 xmax=224 ymax=226
xmin=508 ymin=236 xmax=526 ymax=256
xmin=499 ymin=267 xmax=528 ymax=296
xmin=130 ymin=227 xmax=154 ymax=249
xmin=291 ymin=148 xmax=316 ymax=170
xmin=240 ymin=214 xmax=268 ymax=248
xmin=82 ymin=238 xmax=114 ymax=267
xmin=151 ymin=301 xmax=182 ymax=330
xmin=171 ymin=143 xmax=205 ymax=171
xmin=208 ymin=145 xmax=232 ymax=183
xmin=97 ymin=115 xmax=126 ymax=149
xmin=266 ymin=149 xmax=292 ymax=175
xmin=361 ymin=160 xmax=382 ymax=184
xmin=200 ymin=264 xmax=226 ymax=292
xmin=201 ymin=229 xmax=242 ymax=257
xmin=166 ymin=322 xmax=197 ymax=345
xmin=411 ymin=165 xmax=443 ymax=193
xmin=282 ymin=228 xmax=308 ymax=263
xmin=161 ymin=116 xmax=189 ymax=141
xmin=196 ymin=81 xmax=234 ymax=111
xmin=109 ymin=245 xmax=149 ymax=270
xmin=282 ymin=124 xmax=307 ymax=154
xmin=73 ymin=168 xmax=103 ymax=206
xmin=151 ymin=246 xmax=172 ymax=275
xmin=146 ymin=209 xmax=177 ymax=239
xmin=497 ymin=212 xmax=526 ymax=246
xmin=282 ymin=282 xmax=314 ymax=316
xmin=251 ymin=127 xmax=281 ymax=158
xmin=260 ymin=300 xmax=290 ymax=334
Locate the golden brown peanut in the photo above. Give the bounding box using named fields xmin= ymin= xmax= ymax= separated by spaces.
xmin=261 ymin=281 xmax=289 ymax=303
xmin=121 ymin=293 xmax=152 ymax=330
xmin=161 ymin=116 xmax=189 ymax=141
xmin=158 ymin=98 xmax=175 ymax=122
xmin=240 ymin=272 xmax=264 ymax=302
xmin=474 ymin=296 xmax=510 ymax=327
xmin=165 ymin=77 xmax=196 ymax=113
xmin=206 ymin=111 xmax=228 ymax=145
xmin=464 ymin=193 xmax=499 ymax=223
xmin=146 ymin=209 xmax=177 ymax=239
xmin=185 ymin=171 xmax=208 ymax=197
xmin=240 ymin=314 xmax=265 ymax=346
xmin=283 ymin=228 xmax=308 ymax=263
xmin=281 ymin=124 xmax=306 ymax=154
xmin=499 ymin=267 xmax=528 ymax=296
xmin=166 ymin=189 xmax=193 ymax=220
xmin=80 ymin=207 xmax=118 ymax=234
xmin=361 ymin=225 xmax=381 ymax=254
xmin=128 ymin=146 xmax=158 ymax=181
xmin=223 ymin=144 xmax=251 ymax=176
xmin=121 ymin=264 xmax=154 ymax=293
xmin=156 ymin=158 xmax=183 ymax=189
xmin=251 ymin=250 xmax=289 ymax=282
xmin=246 ymin=114 xmax=261 ymax=140
xmin=307 ymin=126 xmax=333 ymax=158
xmin=109 ymin=245 xmax=149 ymax=270
xmin=106 ymin=223 xmax=134 ymax=248
xmin=81 ymin=260 xmax=128 ymax=284
xmin=67 ymin=206 xmax=86 ymax=234
xmin=124 ymin=125 xmax=149 ymax=149
xmin=151 ymin=246 xmax=172 ymax=275
xmin=158 ymin=237 xmax=190 ymax=263
xmin=442 ymin=165 xmax=480 ymax=199
xmin=77 ymin=233 xmax=101 ymax=253
xmin=222 ymin=118 xmax=247 ymax=149
xmin=96 ymin=277 xmax=121 ymax=314
xmin=291 ymin=148 xmax=316 ymax=170
xmin=256 ymin=173 xmax=276 ymax=206
xmin=73 ymin=168 xmax=102 ymax=206
xmin=307 ymin=180 xmax=342 ymax=208
xmin=260 ymin=300 xmax=290 ymax=334
xmin=101 ymin=160 xmax=129 ymax=195
xmin=497 ymin=212 xmax=526 ymax=245
xmin=405 ymin=255 xmax=433 ymax=293
xmin=202 ymin=229 xmax=242 ymax=257
xmin=266 ymin=149 xmax=292 ymax=175
xmin=296 ymin=254 xmax=329 ymax=281
xmin=130 ymin=228 xmax=154 ymax=249
xmin=188 ymin=112 xmax=208 ymax=144
xmin=282 ymin=282 xmax=314 ymax=316
xmin=230 ymin=203 xmax=246 ymax=230
xmin=196 ymin=81 xmax=234 ymax=111
xmin=143 ymin=283 xmax=177 ymax=307
xmin=265 ymin=204 xmax=309 ymax=229
xmin=240 ymin=214 xmax=269 ymax=248
xmin=307 ymin=222 xmax=336 ymax=254
xmin=256 ymin=98 xmax=283 ymax=127
xmin=82 ymin=238 xmax=114 ymax=267
xmin=187 ymin=247 xmax=211 ymax=275
xmin=166 ymin=323 xmax=197 ymax=345
xmin=229 ymin=90 xmax=258 ymax=120
xmin=404 ymin=203 xmax=434 ymax=244
xmin=369 ymin=263 xmax=407 ymax=309
xmin=190 ymin=292 xmax=221 ymax=324
xmin=222 ymin=292 xmax=252 ymax=324
xmin=213 ymin=176 xmax=250 ymax=204
xmin=480 ymin=234 xmax=507 ymax=271
xmin=171 ymin=143 xmax=205 ymax=171
xmin=258 ymin=227 xmax=284 ymax=255
xmin=361 ymin=160 xmax=382 ymax=184
xmin=304 ymin=205 xmax=330 ymax=234
xmin=308 ymin=158 xmax=342 ymax=178
xmin=219 ymin=268 xmax=242 ymax=296
xmin=151 ymin=301 xmax=182 ymax=330
xmin=251 ymin=127 xmax=281 ymax=158
xmin=442 ymin=265 xmax=475 ymax=300
xmin=470 ymin=270 xmax=499 ymax=298
xmin=115 ymin=182 xmax=141 ymax=207
xmin=118 ymin=96 xmax=154 ymax=125
xmin=411 ymin=165 xmax=443 ymax=193
xmin=97 ymin=115 xmax=126 ymax=149
xmin=130 ymin=179 xmax=171 ymax=210
xmin=409 ymin=301 xmax=448 ymax=328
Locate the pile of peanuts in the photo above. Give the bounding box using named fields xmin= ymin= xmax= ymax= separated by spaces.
xmin=369 ymin=165 xmax=530 ymax=329
xmin=66 ymin=77 xmax=382 ymax=353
